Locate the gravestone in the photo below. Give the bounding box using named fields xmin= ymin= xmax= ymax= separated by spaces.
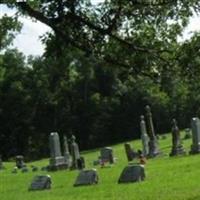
xmin=12 ymin=167 xmax=18 ymax=174
xmin=74 ymin=169 xmax=98 ymax=186
xmin=49 ymin=132 xmax=68 ymax=171
xmin=31 ymin=165 xmax=38 ymax=172
xmin=184 ymin=128 xmax=192 ymax=139
xmin=169 ymin=119 xmax=185 ymax=156
xmin=145 ymin=105 xmax=160 ymax=157
xmin=16 ymin=155 xmax=26 ymax=169
xmin=140 ymin=115 xmax=149 ymax=156
xmin=21 ymin=166 xmax=29 ymax=173
xmin=77 ymin=156 xmax=85 ymax=170
xmin=124 ymin=143 xmax=137 ymax=162
xmin=190 ymin=118 xmax=200 ymax=154
xmin=100 ymin=147 xmax=114 ymax=164
xmin=70 ymin=135 xmax=81 ymax=170
xmin=63 ymin=135 xmax=71 ymax=167
xmin=118 ymin=165 xmax=145 ymax=184
xmin=29 ymin=175 xmax=51 ymax=191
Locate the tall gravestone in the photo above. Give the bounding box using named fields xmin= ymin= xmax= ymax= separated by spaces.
xmin=145 ymin=105 xmax=159 ymax=157
xmin=63 ymin=135 xmax=71 ymax=167
xmin=70 ymin=135 xmax=81 ymax=170
xmin=49 ymin=132 xmax=67 ymax=171
xmin=169 ymin=119 xmax=185 ymax=156
xmin=190 ymin=118 xmax=200 ymax=154
xmin=140 ymin=115 xmax=149 ymax=156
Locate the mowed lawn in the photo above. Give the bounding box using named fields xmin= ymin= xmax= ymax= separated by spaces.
xmin=0 ymin=132 xmax=200 ymax=200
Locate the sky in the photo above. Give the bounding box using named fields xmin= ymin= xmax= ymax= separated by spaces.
xmin=1 ymin=3 xmax=200 ymax=57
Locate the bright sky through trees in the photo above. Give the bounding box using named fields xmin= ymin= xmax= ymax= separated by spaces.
xmin=0 ymin=1 xmax=200 ymax=57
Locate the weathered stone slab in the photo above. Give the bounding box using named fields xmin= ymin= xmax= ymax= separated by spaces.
xmin=29 ymin=175 xmax=51 ymax=191
xmin=118 ymin=165 xmax=145 ymax=184
xmin=74 ymin=169 xmax=98 ymax=186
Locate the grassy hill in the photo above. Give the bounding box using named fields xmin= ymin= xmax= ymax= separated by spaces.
xmin=0 ymin=132 xmax=200 ymax=200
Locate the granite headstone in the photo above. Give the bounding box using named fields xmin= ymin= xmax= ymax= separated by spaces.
xmin=70 ymin=135 xmax=81 ymax=170
xmin=74 ymin=169 xmax=98 ymax=186
xmin=140 ymin=115 xmax=149 ymax=156
xmin=124 ymin=143 xmax=137 ymax=162
xmin=16 ymin=155 xmax=26 ymax=169
xmin=29 ymin=175 xmax=51 ymax=191
xmin=49 ymin=132 xmax=67 ymax=171
xmin=118 ymin=165 xmax=145 ymax=184
xmin=145 ymin=105 xmax=159 ymax=157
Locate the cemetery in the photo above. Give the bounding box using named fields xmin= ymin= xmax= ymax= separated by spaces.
xmin=1 ymin=115 xmax=200 ymax=199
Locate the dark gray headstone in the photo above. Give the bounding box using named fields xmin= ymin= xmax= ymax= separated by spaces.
xmin=124 ymin=143 xmax=137 ymax=162
xmin=16 ymin=155 xmax=26 ymax=169
xmin=145 ymin=105 xmax=160 ymax=157
xmin=70 ymin=135 xmax=81 ymax=170
xmin=100 ymin=147 xmax=114 ymax=164
xmin=29 ymin=175 xmax=51 ymax=191
xmin=184 ymin=128 xmax=192 ymax=139
xmin=118 ymin=165 xmax=145 ymax=184
xmin=170 ymin=119 xmax=185 ymax=156
xmin=48 ymin=132 xmax=67 ymax=171
xmin=74 ymin=169 xmax=98 ymax=186
xmin=190 ymin=118 xmax=200 ymax=154
xmin=21 ymin=167 xmax=29 ymax=173
xmin=31 ymin=166 xmax=38 ymax=172
xmin=140 ymin=115 xmax=149 ymax=156
xmin=77 ymin=156 xmax=85 ymax=170
xmin=11 ymin=167 xmax=18 ymax=174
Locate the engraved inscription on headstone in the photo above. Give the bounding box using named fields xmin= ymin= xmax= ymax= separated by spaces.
xmin=29 ymin=175 xmax=52 ymax=191
xmin=190 ymin=118 xmax=200 ymax=154
xmin=118 ymin=165 xmax=145 ymax=184
xmin=74 ymin=169 xmax=98 ymax=186
xmin=169 ymin=119 xmax=185 ymax=156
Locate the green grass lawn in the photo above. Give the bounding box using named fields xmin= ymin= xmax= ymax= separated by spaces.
xmin=0 ymin=132 xmax=199 ymax=200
